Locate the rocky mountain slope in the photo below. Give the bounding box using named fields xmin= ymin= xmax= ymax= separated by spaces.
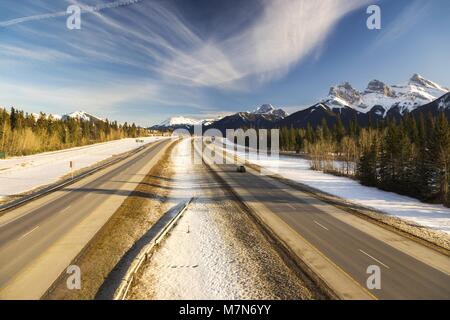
xmin=150 ymin=74 xmax=449 ymax=131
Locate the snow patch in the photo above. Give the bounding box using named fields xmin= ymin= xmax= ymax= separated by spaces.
xmin=224 ymin=140 xmax=450 ymax=235
xmin=0 ymin=137 xmax=163 ymax=199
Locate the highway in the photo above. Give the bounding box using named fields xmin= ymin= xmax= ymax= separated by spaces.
xmin=0 ymin=138 xmax=172 ymax=299
xmin=202 ymin=140 xmax=450 ymax=300
xmin=2 ymin=136 xmax=450 ymax=300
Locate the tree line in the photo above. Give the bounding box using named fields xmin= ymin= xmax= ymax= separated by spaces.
xmin=278 ymin=113 xmax=450 ymax=207
xmin=0 ymin=107 xmax=148 ymax=156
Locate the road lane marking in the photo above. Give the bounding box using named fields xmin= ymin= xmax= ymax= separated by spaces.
xmin=0 ymin=140 xmax=167 ymax=229
xmin=287 ymin=204 xmax=296 ymax=210
xmin=18 ymin=226 xmax=39 ymax=240
xmin=61 ymin=205 xmax=72 ymax=213
xmin=258 ymin=208 xmax=378 ymax=300
xmin=314 ymin=220 xmax=329 ymax=231
xmin=359 ymin=249 xmax=390 ymax=269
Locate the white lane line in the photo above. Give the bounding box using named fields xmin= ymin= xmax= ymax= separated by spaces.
xmin=61 ymin=205 xmax=72 ymax=213
xmin=313 ymin=220 xmax=329 ymax=231
xmin=18 ymin=226 xmax=39 ymax=240
xmin=287 ymin=204 xmax=296 ymax=210
xmin=359 ymin=249 xmax=390 ymax=269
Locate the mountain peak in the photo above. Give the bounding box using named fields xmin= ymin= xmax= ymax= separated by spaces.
xmin=158 ymin=116 xmax=201 ymax=127
xmin=253 ymin=104 xmax=288 ymax=119
xmin=329 ymin=82 xmax=361 ymax=106
xmin=410 ymin=73 xmax=426 ymax=84
xmin=254 ymin=104 xmax=275 ymax=114
xmin=409 ymin=73 xmax=448 ymax=91
xmin=365 ymin=79 xmax=396 ymax=97
xmin=62 ymin=110 xmax=103 ymax=122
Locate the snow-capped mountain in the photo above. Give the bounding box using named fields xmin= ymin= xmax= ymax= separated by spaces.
xmin=3 ymin=109 xmax=100 ymax=122
xmin=149 ymin=74 xmax=448 ymax=132
xmin=62 ymin=110 xmax=104 ymax=122
xmin=252 ymin=104 xmax=288 ymax=119
xmin=149 ymin=115 xmax=224 ymax=130
xmin=157 ymin=116 xmax=202 ymax=127
xmin=270 ymin=74 xmax=449 ymax=130
xmin=437 ymin=93 xmax=450 ymax=110
xmin=410 ymin=92 xmax=450 ymax=120
xmin=31 ymin=112 xmax=62 ymax=120
xmin=323 ymin=74 xmax=449 ymax=116
xmin=204 ymin=104 xmax=288 ymax=132
xmin=201 ymin=116 xmax=224 ymax=127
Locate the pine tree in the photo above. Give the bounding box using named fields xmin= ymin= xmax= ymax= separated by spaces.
xmin=379 ymin=120 xmax=397 ymax=190
xmin=295 ymin=129 xmax=304 ymax=153
xmin=428 ymin=112 xmax=450 ymax=204
xmin=289 ymin=127 xmax=296 ymax=151
xmin=306 ymin=123 xmax=315 ymax=144
xmin=412 ymin=114 xmax=433 ymax=199
xmin=334 ymin=116 xmax=346 ymax=144
xmin=357 ymin=135 xmax=378 ymax=186
xmin=321 ymin=118 xmax=331 ymax=141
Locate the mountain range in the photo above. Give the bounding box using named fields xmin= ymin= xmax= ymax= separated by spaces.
xmin=150 ymin=115 xmax=222 ymax=131
xmin=27 ymin=110 xmax=104 ymax=123
xmin=151 ymin=74 xmax=449 ymax=131
xmin=150 ymin=104 xmax=288 ymax=131
xmin=278 ymin=74 xmax=449 ymax=129
xmin=62 ymin=110 xmax=105 ymax=122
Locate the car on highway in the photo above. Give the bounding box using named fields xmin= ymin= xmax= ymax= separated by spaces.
xmin=237 ymin=165 xmax=246 ymax=173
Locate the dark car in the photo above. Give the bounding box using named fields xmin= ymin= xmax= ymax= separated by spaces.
xmin=237 ymin=165 xmax=246 ymax=173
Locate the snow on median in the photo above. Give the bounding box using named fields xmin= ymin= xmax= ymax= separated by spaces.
xmin=0 ymin=137 xmax=163 ymax=200
xmin=223 ymin=140 xmax=450 ymax=235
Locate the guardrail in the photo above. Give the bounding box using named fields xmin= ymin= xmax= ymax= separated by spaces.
xmin=0 ymin=140 xmax=166 ymax=214
xmin=114 ymin=197 xmax=194 ymax=300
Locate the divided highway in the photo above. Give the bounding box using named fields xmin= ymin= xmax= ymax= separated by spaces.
xmin=2 ymin=136 xmax=449 ymax=300
xmin=0 ymin=138 xmax=173 ymax=299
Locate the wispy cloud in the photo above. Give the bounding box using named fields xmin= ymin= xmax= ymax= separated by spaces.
xmin=0 ymin=79 xmax=152 ymax=112
xmin=0 ymin=44 xmax=75 ymax=61
xmin=1 ymin=0 xmax=368 ymax=91
xmin=0 ymin=76 xmax=211 ymax=120
xmin=0 ymin=0 xmax=144 ymax=27
xmin=373 ymin=0 xmax=433 ymax=48
xmin=0 ymin=0 xmax=370 ymax=124
xmin=143 ymin=0 xmax=371 ymax=90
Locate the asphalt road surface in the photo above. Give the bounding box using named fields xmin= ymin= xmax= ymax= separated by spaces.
xmin=206 ymin=144 xmax=450 ymax=300
xmin=0 ymin=138 xmax=171 ymax=295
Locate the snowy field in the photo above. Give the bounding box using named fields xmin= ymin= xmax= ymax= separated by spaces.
xmin=0 ymin=137 xmax=163 ymax=199
xmin=222 ymin=140 xmax=450 ymax=235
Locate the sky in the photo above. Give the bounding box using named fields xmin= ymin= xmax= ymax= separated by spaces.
xmin=0 ymin=0 xmax=449 ymax=126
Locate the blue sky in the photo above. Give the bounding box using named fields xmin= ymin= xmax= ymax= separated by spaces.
xmin=0 ymin=0 xmax=449 ymax=126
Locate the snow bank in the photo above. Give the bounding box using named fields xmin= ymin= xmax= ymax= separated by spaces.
xmin=0 ymin=137 xmax=163 ymax=198
xmin=224 ymin=141 xmax=450 ymax=235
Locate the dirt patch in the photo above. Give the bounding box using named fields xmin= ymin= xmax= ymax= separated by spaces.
xmin=43 ymin=141 xmax=179 ymax=300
